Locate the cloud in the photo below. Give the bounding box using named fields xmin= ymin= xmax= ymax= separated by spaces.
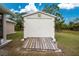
xmin=58 ymin=3 xmax=79 ymax=10
xmin=20 ymin=3 xmax=38 ymax=13
xmin=10 ymin=9 xmax=19 ymax=13
xmin=39 ymin=3 xmax=42 ymax=6
xmin=19 ymin=5 xmax=21 ymax=9
xmin=10 ymin=3 xmax=38 ymax=14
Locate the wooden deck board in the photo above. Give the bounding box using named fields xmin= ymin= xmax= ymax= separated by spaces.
xmin=23 ymin=37 xmax=57 ymax=50
xmin=23 ymin=39 xmax=29 ymax=48
xmin=45 ymin=39 xmax=50 ymax=49
xmin=32 ymin=39 xmax=35 ymax=48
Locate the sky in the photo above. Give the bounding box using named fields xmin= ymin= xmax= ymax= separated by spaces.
xmin=2 ymin=3 xmax=79 ymax=23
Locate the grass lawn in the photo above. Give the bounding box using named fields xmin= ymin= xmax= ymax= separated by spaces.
xmin=56 ymin=30 xmax=79 ymax=56
xmin=7 ymin=31 xmax=23 ymax=40
xmin=0 ymin=30 xmax=79 ymax=56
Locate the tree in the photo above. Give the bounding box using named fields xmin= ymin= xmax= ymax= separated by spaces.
xmin=42 ymin=3 xmax=64 ymax=31
xmin=9 ymin=13 xmax=24 ymax=31
xmin=43 ymin=4 xmax=59 ymax=15
xmin=15 ymin=13 xmax=24 ymax=31
xmin=69 ymin=21 xmax=74 ymax=30
xmin=68 ymin=18 xmax=79 ymax=31
xmin=72 ymin=18 xmax=79 ymax=31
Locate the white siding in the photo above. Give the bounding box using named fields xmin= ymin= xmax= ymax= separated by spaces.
xmin=6 ymin=22 xmax=15 ymax=34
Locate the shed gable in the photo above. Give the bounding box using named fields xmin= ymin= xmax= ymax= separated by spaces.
xmin=24 ymin=12 xmax=55 ymax=19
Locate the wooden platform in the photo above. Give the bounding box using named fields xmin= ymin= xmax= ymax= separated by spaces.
xmin=23 ymin=37 xmax=58 ymax=51
xmin=0 ymin=40 xmax=12 ymax=48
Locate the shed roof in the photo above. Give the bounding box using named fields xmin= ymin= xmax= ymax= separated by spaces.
xmin=0 ymin=4 xmax=15 ymax=16
xmin=23 ymin=11 xmax=57 ymax=18
xmin=6 ymin=18 xmax=16 ymax=24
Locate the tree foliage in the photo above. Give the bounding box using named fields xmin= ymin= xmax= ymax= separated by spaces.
xmin=9 ymin=13 xmax=24 ymax=31
xmin=15 ymin=13 xmax=24 ymax=31
xmin=42 ymin=3 xmax=64 ymax=31
xmin=68 ymin=18 xmax=79 ymax=31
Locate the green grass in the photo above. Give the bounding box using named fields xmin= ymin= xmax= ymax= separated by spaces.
xmin=6 ymin=31 xmax=79 ymax=56
xmin=56 ymin=30 xmax=79 ymax=56
xmin=7 ymin=31 xmax=23 ymax=40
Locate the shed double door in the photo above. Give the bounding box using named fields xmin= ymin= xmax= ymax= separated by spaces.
xmin=24 ymin=18 xmax=54 ymax=38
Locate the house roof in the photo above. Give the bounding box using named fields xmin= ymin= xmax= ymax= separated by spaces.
xmin=23 ymin=11 xmax=57 ymax=18
xmin=6 ymin=18 xmax=16 ymax=24
xmin=0 ymin=4 xmax=15 ymax=16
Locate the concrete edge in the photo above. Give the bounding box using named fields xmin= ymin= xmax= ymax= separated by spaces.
xmin=0 ymin=40 xmax=12 ymax=48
